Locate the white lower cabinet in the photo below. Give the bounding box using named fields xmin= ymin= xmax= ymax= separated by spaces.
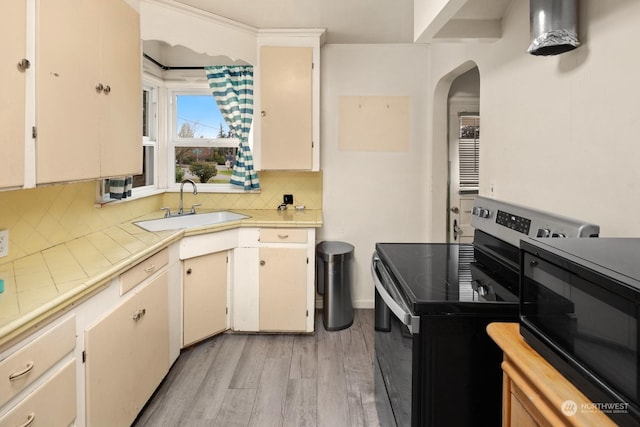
xmin=233 ymin=228 xmax=316 ymax=333
xmin=0 ymin=315 xmax=77 ymax=427
xmin=84 ymin=271 xmax=169 ymax=427
xmin=183 ymin=251 xmax=228 ymax=346
xmin=259 ymin=247 xmax=308 ymax=331
xmin=0 ymin=359 xmax=76 ymax=427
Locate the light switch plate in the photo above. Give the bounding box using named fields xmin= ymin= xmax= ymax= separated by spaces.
xmin=0 ymin=229 xmax=8 ymax=257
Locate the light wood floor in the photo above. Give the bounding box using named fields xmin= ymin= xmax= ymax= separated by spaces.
xmin=133 ymin=310 xmax=380 ymax=427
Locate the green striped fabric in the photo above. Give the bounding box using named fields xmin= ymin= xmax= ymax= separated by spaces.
xmin=205 ymin=65 xmax=259 ymax=190
xmin=108 ymin=176 xmax=132 ymax=200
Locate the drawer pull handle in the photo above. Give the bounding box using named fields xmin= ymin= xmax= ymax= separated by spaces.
xmin=277 ymin=234 xmax=289 ymax=239
xmin=9 ymin=361 xmax=34 ymax=381
xmin=131 ymin=308 xmax=146 ymax=321
xmin=16 ymin=412 xmax=35 ymax=427
xmin=144 ymin=264 xmax=155 ymax=273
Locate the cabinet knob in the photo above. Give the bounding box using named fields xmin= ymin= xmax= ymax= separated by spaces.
xmin=261 ymin=110 xmax=266 ymax=117
xmin=131 ymin=308 xmax=146 ymax=321
xmin=186 ymin=268 xmax=192 ymax=275
xmin=103 ymin=85 xmax=111 ymax=95
xmin=17 ymin=58 xmax=30 ymax=71
xmin=260 ymin=260 xmax=266 ymax=266
xmin=95 ymin=83 xmax=104 ymax=93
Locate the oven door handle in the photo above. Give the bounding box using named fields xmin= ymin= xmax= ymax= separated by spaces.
xmin=371 ymin=253 xmax=420 ymax=334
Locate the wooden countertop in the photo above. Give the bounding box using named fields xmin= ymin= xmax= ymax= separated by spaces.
xmin=0 ymin=209 xmax=322 ymax=348
xmin=487 ymin=322 xmax=618 ymax=427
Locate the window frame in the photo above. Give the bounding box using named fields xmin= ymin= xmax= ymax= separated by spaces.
xmin=97 ymin=79 xmax=161 ymax=204
xmin=167 ymin=87 xmax=245 ymax=193
xmin=458 ymin=114 xmax=480 ymax=194
xmin=135 ymin=80 xmax=160 ymax=196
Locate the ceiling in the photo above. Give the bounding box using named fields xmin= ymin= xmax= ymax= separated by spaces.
xmin=174 ymin=0 xmax=415 ymax=44
xmin=145 ymin=0 xmax=513 ymax=66
xmin=173 ymin=0 xmax=512 ymax=44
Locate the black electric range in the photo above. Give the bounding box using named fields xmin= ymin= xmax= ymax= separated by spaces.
xmin=372 ymin=196 xmax=599 ymax=427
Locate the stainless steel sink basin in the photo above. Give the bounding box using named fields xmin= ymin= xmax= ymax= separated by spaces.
xmin=134 ymin=211 xmax=249 ymax=232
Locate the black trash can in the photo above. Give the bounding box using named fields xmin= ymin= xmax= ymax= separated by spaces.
xmin=316 ymin=241 xmax=354 ymax=331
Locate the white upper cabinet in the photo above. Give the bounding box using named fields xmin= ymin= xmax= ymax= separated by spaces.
xmin=36 ymin=0 xmax=141 ymax=184
xmin=0 ymin=0 xmax=27 ymax=189
xmin=414 ymin=0 xmax=511 ymax=43
xmin=260 ymin=46 xmax=313 ymax=170
xmin=256 ymin=30 xmax=324 ymax=171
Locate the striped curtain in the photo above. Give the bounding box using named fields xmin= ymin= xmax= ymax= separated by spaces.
xmin=205 ymin=65 xmax=259 ymax=190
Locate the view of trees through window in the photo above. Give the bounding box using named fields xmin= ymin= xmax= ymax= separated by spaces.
xmin=174 ymin=95 xmax=239 ymax=184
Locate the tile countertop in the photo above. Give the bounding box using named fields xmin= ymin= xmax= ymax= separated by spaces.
xmin=0 ymin=209 xmax=322 ymax=348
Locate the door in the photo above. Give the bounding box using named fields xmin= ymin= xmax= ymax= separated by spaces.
xmin=0 ymin=0 xmax=26 ymax=189
xmin=183 ymin=251 xmax=228 ymax=346
xmin=448 ymin=100 xmax=479 ymax=243
xmin=36 ymin=0 xmax=101 ymax=183
xmin=259 ymin=247 xmax=307 ymax=331
xmin=260 ymin=46 xmax=313 ymax=170
xmin=85 ymin=273 xmax=169 ymax=426
xmin=99 ymin=0 xmax=142 ymax=177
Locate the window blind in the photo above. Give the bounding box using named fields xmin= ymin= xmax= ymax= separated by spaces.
xmin=458 ymin=115 xmax=480 ymax=192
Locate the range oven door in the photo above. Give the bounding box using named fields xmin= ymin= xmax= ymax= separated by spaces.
xmin=372 ymin=252 xmax=419 ymax=427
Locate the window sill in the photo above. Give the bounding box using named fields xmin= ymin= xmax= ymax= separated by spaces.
xmin=166 ymin=183 xmax=260 ymax=194
xmin=94 ymin=188 xmax=165 ymax=208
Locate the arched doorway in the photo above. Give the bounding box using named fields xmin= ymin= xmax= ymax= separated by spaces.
xmin=447 ymin=67 xmax=479 ymax=243
xmin=428 ymin=61 xmax=480 ymax=243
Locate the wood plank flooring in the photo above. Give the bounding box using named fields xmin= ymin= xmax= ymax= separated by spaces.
xmin=133 ymin=310 xmax=380 ymax=427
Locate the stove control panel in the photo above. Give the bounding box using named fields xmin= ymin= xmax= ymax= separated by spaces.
xmin=496 ymin=210 xmax=532 ymax=234
xmin=471 ymin=196 xmax=599 ymax=247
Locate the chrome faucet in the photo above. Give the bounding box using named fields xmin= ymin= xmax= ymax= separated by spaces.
xmin=178 ymin=179 xmax=198 ymax=215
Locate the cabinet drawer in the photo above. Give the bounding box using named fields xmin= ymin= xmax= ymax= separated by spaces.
xmin=121 ymin=248 xmax=169 ymax=295
xmin=259 ymin=228 xmax=307 ymax=243
xmin=0 ymin=359 xmax=76 ymax=427
xmin=0 ymin=315 xmax=75 ymax=407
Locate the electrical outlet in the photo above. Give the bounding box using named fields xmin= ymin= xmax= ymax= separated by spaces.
xmin=0 ymin=229 xmax=8 ymax=258
xmin=283 ymin=194 xmax=294 ymax=205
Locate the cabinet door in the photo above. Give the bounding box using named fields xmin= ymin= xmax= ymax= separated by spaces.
xmin=183 ymin=252 xmax=228 ymax=346
xmin=85 ymin=272 xmax=169 ymax=426
xmin=509 ymin=393 xmax=539 ymax=427
xmin=36 ymin=0 xmax=101 ymax=184
xmin=99 ymin=0 xmax=142 ymax=177
xmin=36 ymin=0 xmax=141 ymax=184
xmin=0 ymin=0 xmax=26 ymax=188
xmin=260 ymin=46 xmax=313 ymax=170
xmin=259 ymin=247 xmax=308 ymax=331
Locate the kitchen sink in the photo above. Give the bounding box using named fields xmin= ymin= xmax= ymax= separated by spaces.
xmin=134 ymin=211 xmax=249 ymax=232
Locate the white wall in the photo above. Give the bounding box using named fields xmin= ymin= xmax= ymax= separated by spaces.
xmin=425 ymin=0 xmax=640 ymax=238
xmin=319 ymin=44 xmax=431 ymax=307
